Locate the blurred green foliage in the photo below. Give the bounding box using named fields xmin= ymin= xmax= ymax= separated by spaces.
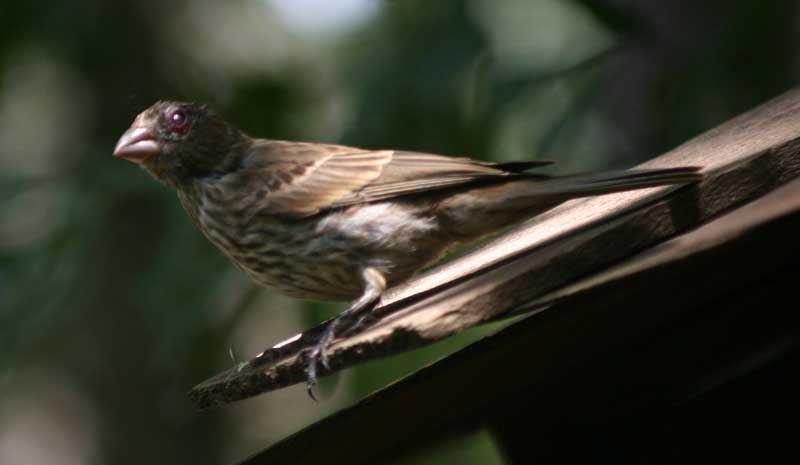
xmin=0 ymin=0 xmax=797 ymax=464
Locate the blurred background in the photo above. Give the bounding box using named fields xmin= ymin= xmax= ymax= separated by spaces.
xmin=1 ymin=0 xmax=798 ymax=463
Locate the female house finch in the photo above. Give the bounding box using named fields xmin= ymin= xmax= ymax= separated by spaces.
xmin=114 ymin=101 xmax=701 ymax=392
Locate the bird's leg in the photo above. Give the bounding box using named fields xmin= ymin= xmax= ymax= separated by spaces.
xmin=306 ymin=267 xmax=386 ymax=398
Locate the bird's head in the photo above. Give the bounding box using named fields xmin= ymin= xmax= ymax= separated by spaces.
xmin=113 ymin=101 xmax=248 ymax=187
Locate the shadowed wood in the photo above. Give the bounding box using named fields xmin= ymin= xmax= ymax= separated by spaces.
xmin=190 ymin=87 xmax=800 ymax=411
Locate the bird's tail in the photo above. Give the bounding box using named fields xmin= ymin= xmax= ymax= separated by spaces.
xmin=436 ymin=166 xmax=703 ymax=240
xmin=525 ymin=166 xmax=703 ymax=197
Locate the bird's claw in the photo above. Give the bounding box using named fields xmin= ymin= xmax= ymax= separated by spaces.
xmin=304 ymin=349 xmax=324 ymax=401
xmin=304 ymin=330 xmax=335 ymax=400
xmin=344 ymin=313 xmax=373 ymax=337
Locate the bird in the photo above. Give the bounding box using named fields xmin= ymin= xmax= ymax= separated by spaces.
xmin=113 ymin=100 xmax=702 ymax=395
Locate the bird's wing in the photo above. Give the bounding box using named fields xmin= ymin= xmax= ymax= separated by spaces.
xmin=246 ymin=140 xmax=551 ymax=217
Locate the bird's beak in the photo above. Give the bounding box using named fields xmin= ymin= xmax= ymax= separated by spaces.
xmin=113 ymin=124 xmax=160 ymax=162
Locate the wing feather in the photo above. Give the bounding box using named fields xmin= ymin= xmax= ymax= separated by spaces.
xmin=244 ymin=141 xmax=548 ymax=217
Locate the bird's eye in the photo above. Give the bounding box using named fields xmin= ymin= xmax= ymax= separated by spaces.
xmin=166 ymin=109 xmax=190 ymax=134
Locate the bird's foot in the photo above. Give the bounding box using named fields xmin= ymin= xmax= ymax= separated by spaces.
xmin=303 ymin=267 xmax=385 ymax=400
xmin=343 ymin=312 xmax=377 ymax=337
xmin=305 ymin=324 xmax=336 ymax=401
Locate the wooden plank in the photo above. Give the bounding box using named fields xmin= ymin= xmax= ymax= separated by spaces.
xmin=190 ymin=87 xmax=800 ymax=410
xmin=234 ymin=171 xmax=800 ymax=465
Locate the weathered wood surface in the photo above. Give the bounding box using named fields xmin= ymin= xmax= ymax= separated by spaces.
xmin=234 ymin=159 xmax=800 ymax=465
xmin=190 ymin=87 xmax=800 ymax=410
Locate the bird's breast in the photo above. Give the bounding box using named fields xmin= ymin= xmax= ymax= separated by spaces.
xmin=182 ymin=184 xmax=452 ymax=301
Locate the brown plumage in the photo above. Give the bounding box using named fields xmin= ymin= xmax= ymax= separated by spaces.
xmin=114 ymin=101 xmax=702 ymax=393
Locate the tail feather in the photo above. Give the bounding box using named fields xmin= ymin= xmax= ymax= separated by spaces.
xmin=527 ymin=167 xmax=703 ymax=197
xmin=436 ymin=166 xmax=702 ymax=240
